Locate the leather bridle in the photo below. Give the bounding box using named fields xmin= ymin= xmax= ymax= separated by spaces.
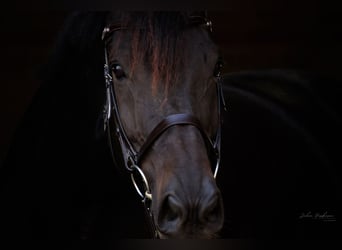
xmin=101 ymin=14 xmax=226 ymax=238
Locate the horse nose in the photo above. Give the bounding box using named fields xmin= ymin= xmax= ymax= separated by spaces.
xmin=157 ymin=182 xmax=224 ymax=237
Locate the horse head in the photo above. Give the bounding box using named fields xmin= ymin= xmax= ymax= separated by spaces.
xmin=102 ymin=12 xmax=224 ymax=238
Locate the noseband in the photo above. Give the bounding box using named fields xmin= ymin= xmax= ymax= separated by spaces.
xmin=101 ymin=15 xmax=226 ymax=238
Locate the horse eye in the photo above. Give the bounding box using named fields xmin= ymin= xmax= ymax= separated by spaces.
xmin=213 ymin=60 xmax=224 ymax=77
xmin=112 ymin=64 xmax=126 ymax=80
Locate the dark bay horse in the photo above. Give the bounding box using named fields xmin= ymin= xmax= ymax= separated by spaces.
xmin=1 ymin=11 xmax=225 ymax=239
xmin=100 ymin=12 xmax=225 ymax=238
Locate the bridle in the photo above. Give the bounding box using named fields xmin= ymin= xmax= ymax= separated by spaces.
xmin=101 ymin=14 xmax=226 ymax=238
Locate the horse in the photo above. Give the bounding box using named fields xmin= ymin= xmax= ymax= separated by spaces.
xmin=100 ymin=11 xmax=226 ymax=238
xmin=0 ymin=11 xmax=341 ymax=243
xmin=1 ymin=11 xmax=226 ymax=240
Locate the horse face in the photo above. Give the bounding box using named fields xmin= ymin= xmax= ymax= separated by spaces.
xmin=106 ymin=13 xmax=224 ymax=238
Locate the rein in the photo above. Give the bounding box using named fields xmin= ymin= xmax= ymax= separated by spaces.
xmin=101 ymin=14 xmax=226 ymax=238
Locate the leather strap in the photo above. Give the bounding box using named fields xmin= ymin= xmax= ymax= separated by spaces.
xmin=137 ymin=113 xmax=216 ymax=164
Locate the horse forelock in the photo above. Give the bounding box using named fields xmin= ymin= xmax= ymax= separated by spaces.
xmin=106 ymin=11 xmax=205 ymax=95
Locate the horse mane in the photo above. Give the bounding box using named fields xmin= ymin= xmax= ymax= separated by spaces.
xmin=43 ymin=12 xmax=107 ymax=83
xmin=40 ymin=12 xmax=109 ymax=139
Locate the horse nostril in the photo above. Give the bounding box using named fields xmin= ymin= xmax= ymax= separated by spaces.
xmin=158 ymin=195 xmax=184 ymax=233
